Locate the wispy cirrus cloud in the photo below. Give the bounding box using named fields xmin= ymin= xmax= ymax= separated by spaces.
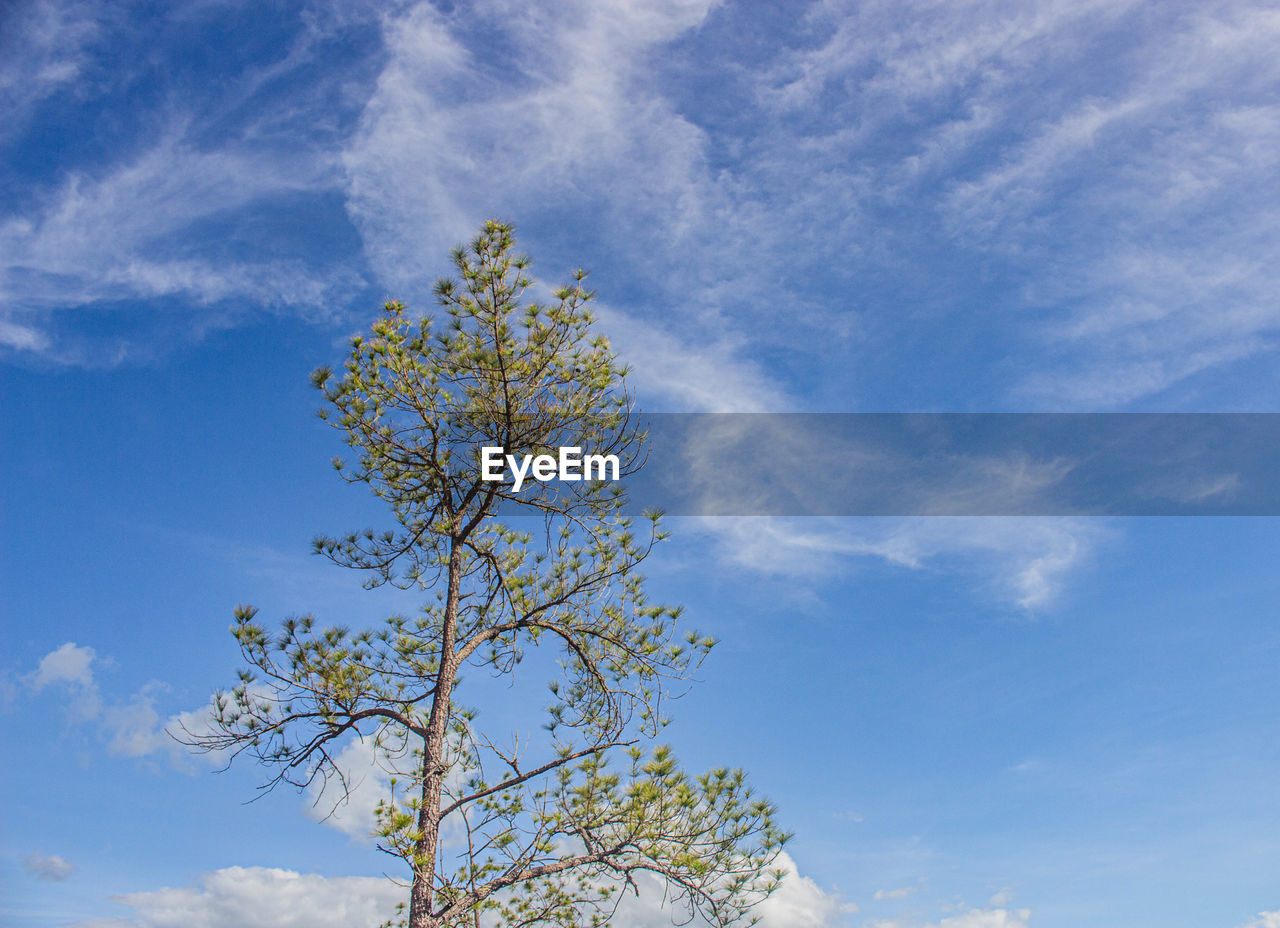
xmin=340 ymin=0 xmax=1280 ymax=411
xmin=0 ymin=1 xmax=378 ymax=364
xmin=694 ymin=516 xmax=1105 ymax=609
xmin=3 ymin=0 xmax=1266 ymax=611
xmin=338 ymin=0 xmax=793 ymax=413
xmin=341 ymin=0 xmax=723 ymax=288
xmin=943 ymin=5 xmax=1280 ymax=406
xmin=3 ymin=130 xmax=343 ymax=302
xmin=0 ymin=0 xmax=106 ymax=142
xmin=759 ymin=0 xmax=1280 ymax=407
xmin=7 ymin=0 xmax=1279 ymax=407
xmin=0 ymin=125 xmax=367 ymax=363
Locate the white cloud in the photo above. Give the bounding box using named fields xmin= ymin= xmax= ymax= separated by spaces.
xmin=942 ymin=5 xmax=1280 ymax=231
xmin=938 ymin=910 xmax=1032 ymax=928
xmin=0 ymin=129 xmax=352 ymax=313
xmin=24 ymin=643 xmax=228 ymax=764
xmin=8 ymin=0 xmax=1278 ymax=405
xmin=0 ymin=0 xmax=104 ymax=141
xmin=103 ymin=684 xmax=171 ymax=758
xmin=297 ymin=0 xmax=1280 ymax=408
xmin=0 ymin=5 xmax=374 ymax=364
xmin=67 ymin=854 xmax=846 ymax=928
xmin=599 ymin=305 xmax=789 ymax=412
xmin=0 ymin=317 xmax=51 ymax=351
xmin=162 ymin=692 xmax=231 ymax=761
xmin=934 ymin=2 xmax=1280 ymax=405
xmin=30 ymin=641 xmax=103 ymax=720
xmin=23 ymin=851 xmax=76 ymax=881
xmin=1237 ymin=912 xmax=1280 ymax=928
xmin=987 ymin=888 xmax=1015 ymax=907
xmin=67 ymin=867 xmax=404 ymax=928
xmin=696 ymin=516 xmax=1104 ymax=609
xmin=303 ymin=734 xmax=399 ymax=841
xmin=340 ymin=0 xmax=814 ymax=413
xmin=762 ymin=0 xmax=1131 ymax=116
xmin=871 ymin=908 xmax=1032 ymax=928
xmin=753 ymin=852 xmax=856 ymax=926
xmin=342 ymin=0 xmax=718 ymax=290
xmin=875 ymin=886 xmax=916 ymax=900
xmin=32 ymin=641 xmax=96 ymax=690
xmin=758 ymin=0 xmax=1280 ymax=407
xmin=22 ymin=642 xmax=448 ymax=840
xmin=549 ymin=850 xmax=849 ymax=928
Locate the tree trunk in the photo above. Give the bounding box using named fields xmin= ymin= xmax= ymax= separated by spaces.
xmin=408 ymin=540 xmax=463 ymax=928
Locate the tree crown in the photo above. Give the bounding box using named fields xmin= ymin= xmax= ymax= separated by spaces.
xmin=182 ymin=221 xmax=788 ymax=928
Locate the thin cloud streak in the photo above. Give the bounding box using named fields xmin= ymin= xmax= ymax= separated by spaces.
xmin=692 ymin=516 xmax=1105 ymax=609
xmin=5 ymin=0 xmax=1278 ymax=407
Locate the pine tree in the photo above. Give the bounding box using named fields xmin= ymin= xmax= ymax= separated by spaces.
xmin=182 ymin=221 xmax=788 ymax=927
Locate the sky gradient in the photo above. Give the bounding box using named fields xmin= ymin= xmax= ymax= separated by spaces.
xmin=2 ymin=2 xmax=1279 ymax=927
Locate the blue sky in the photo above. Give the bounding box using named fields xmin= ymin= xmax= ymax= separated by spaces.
xmin=2 ymin=1 xmax=1279 ymax=926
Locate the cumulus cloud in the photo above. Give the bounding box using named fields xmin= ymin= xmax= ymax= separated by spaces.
xmin=66 ymin=867 xmax=403 ymax=928
xmin=21 ymin=641 xmax=437 ymax=843
xmin=66 ymin=854 xmax=846 ymax=928
xmin=103 ymin=683 xmax=173 ymax=759
xmin=32 ymin=641 xmax=96 ymax=690
xmin=303 ymin=734 xmax=400 ymax=841
xmin=23 ymin=851 xmax=76 ymax=881
xmin=20 ymin=642 xmax=459 ymax=843
xmin=1237 ymin=912 xmax=1280 ymax=928
xmin=30 ymin=641 xmax=103 ymax=720
xmin=580 ymin=850 xmax=853 ymax=927
xmin=752 ymin=852 xmax=856 ymax=926
xmin=535 ymin=850 xmax=851 ymax=928
xmin=23 ymin=642 xmax=230 ymax=764
xmin=27 ymin=642 xmax=145 ymax=748
xmin=987 ymin=888 xmax=1015 ymax=907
